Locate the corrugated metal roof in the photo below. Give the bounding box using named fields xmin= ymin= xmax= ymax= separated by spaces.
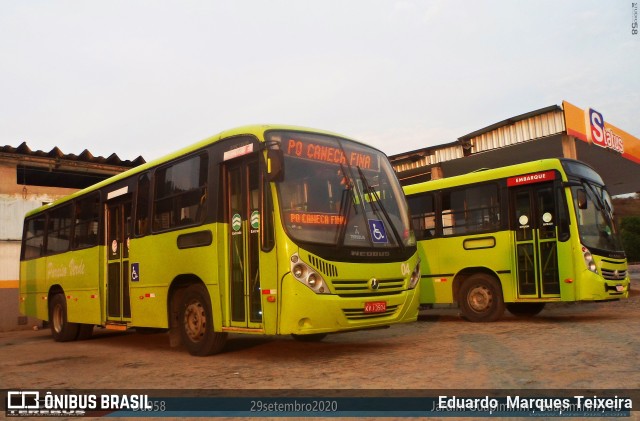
xmin=470 ymin=110 xmax=565 ymax=153
xmin=0 ymin=142 xmax=146 ymax=167
xmin=389 ymin=104 xmax=565 ymax=173
xmin=457 ymin=105 xmax=562 ymax=142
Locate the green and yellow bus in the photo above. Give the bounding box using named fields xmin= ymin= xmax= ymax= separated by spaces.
xmin=404 ymin=158 xmax=629 ymax=322
xmin=20 ymin=125 xmax=421 ymax=355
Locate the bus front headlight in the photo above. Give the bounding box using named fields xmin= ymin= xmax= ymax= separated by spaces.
xmin=582 ymin=246 xmax=598 ymax=274
xmin=290 ymin=253 xmax=330 ymax=294
xmin=409 ymin=260 xmax=421 ymax=289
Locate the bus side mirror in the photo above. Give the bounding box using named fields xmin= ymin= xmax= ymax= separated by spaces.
xmin=266 ymin=148 xmax=284 ymax=182
xmin=577 ymin=189 xmax=588 ymax=210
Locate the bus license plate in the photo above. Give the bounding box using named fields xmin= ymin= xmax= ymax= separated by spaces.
xmin=364 ymin=301 xmax=386 ymax=314
xmin=616 ymin=285 xmax=625 ymax=292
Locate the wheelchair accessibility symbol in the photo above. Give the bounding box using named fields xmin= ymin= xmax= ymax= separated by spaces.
xmin=368 ymin=219 xmax=388 ymax=244
xmin=131 ymin=263 xmax=140 ymax=282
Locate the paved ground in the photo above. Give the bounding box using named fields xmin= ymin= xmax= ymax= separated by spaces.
xmin=0 ymin=267 xmax=638 ymax=418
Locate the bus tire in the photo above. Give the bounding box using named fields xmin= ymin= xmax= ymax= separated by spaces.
xmin=291 ymin=333 xmax=327 ymax=342
xmin=179 ymin=284 xmax=227 ymax=356
xmin=49 ymin=293 xmax=79 ymax=342
xmin=458 ymin=274 xmax=505 ymax=322
xmin=506 ymin=302 xmax=546 ymax=317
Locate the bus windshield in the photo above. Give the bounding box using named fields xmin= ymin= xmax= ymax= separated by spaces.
xmin=562 ymin=160 xmax=624 ymax=253
xmin=571 ymin=181 xmax=624 ymax=253
xmin=267 ymin=131 xmax=412 ymax=249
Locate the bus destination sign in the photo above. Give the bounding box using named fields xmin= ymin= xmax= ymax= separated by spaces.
xmin=286 ymin=211 xmax=346 ymax=226
xmin=285 ymin=138 xmax=379 ymax=171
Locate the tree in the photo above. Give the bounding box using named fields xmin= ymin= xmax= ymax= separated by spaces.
xmin=621 ymin=216 xmax=640 ymax=263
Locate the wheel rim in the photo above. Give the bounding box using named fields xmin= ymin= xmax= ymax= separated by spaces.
xmin=52 ymin=304 xmax=63 ymax=333
xmin=183 ymin=300 xmax=207 ymax=343
xmin=467 ymin=285 xmax=492 ymax=313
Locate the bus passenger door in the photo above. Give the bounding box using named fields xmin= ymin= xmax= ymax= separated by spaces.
xmin=106 ymin=199 xmax=133 ymax=322
xmin=511 ymin=183 xmax=561 ymax=299
xmin=225 ymin=156 xmax=263 ymax=329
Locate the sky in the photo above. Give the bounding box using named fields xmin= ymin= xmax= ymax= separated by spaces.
xmin=1 ymin=0 xmax=639 ymax=163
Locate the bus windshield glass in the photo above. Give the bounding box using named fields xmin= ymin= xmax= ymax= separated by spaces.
xmin=571 ymin=182 xmax=624 ymax=253
xmin=562 ymin=160 xmax=624 ymax=253
xmin=267 ymin=131 xmax=412 ymax=248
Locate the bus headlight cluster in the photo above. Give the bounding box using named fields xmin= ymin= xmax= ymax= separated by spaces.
xmin=409 ymin=260 xmax=421 ymax=289
xmin=582 ymin=246 xmax=598 ymax=274
xmin=290 ymin=253 xmax=330 ymax=294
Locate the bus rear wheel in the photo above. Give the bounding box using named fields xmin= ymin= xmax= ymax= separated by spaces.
xmin=458 ymin=274 xmax=505 ymax=322
xmin=49 ymin=293 xmax=79 ymax=342
xmin=179 ymin=284 xmax=227 ymax=356
xmin=506 ymin=302 xmax=546 ymax=317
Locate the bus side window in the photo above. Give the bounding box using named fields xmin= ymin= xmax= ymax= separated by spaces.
xmin=47 ymin=204 xmax=74 ymax=255
xmin=153 ymin=153 xmax=209 ymax=231
xmin=136 ymin=173 xmax=150 ymax=236
xmin=442 ymin=184 xmax=500 ymax=236
xmin=442 ymin=190 xmax=465 ymax=235
xmin=73 ymin=194 xmax=100 ymax=249
xmin=407 ymin=193 xmax=435 ymax=240
xmin=261 ymin=169 xmax=275 ymax=251
xmin=22 ymin=215 xmax=46 ymax=260
xmin=466 ymin=184 xmax=500 ymax=232
xmin=557 ymin=186 xmax=571 ymax=242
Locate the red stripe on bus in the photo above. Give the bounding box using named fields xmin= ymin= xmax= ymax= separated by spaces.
xmin=507 ymin=170 xmax=556 ymax=187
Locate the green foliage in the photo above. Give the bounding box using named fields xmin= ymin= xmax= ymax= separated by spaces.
xmin=621 ymin=216 xmax=640 ymax=263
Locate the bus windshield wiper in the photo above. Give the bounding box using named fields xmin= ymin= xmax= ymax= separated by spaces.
xmin=583 ymin=180 xmax=613 ymax=220
xmin=336 ymin=182 xmax=353 ymax=247
xmin=356 ymin=166 xmax=405 ymax=250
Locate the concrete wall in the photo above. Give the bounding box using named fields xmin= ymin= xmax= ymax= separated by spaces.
xmin=0 ymin=161 xmax=78 ymax=331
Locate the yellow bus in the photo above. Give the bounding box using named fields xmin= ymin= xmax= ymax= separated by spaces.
xmin=404 ymin=158 xmax=629 ymax=322
xmin=20 ymin=125 xmax=421 ymax=355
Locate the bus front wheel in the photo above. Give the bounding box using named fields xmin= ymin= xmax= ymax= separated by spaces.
xmin=458 ymin=274 xmax=505 ymax=322
xmin=49 ymin=293 xmax=79 ymax=342
xmin=179 ymin=284 xmax=228 ymax=356
xmin=506 ymin=302 xmax=546 ymax=317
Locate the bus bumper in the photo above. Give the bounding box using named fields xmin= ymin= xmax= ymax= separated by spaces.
xmin=575 ymin=269 xmax=630 ymax=301
xmin=279 ymin=276 xmax=420 ymax=335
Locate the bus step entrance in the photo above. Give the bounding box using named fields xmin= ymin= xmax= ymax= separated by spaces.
xmin=105 ymin=322 xmax=128 ymax=331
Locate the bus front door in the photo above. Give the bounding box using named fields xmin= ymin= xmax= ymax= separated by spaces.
xmin=511 ymin=183 xmax=561 ymax=299
xmin=106 ymin=199 xmax=133 ymax=322
xmin=226 ymin=156 xmax=263 ymax=329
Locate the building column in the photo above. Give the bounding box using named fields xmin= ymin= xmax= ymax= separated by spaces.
xmin=561 ymin=134 xmax=577 ymax=159
xmin=431 ymin=166 xmax=443 ymax=180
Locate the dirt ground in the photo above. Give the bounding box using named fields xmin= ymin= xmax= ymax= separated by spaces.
xmin=0 ymin=269 xmax=638 ymax=418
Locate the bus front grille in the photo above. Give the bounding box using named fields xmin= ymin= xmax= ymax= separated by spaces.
xmin=332 ymin=278 xmax=405 ymax=297
xmin=600 ymin=268 xmax=627 ymax=281
xmin=343 ymin=305 xmax=399 ymax=320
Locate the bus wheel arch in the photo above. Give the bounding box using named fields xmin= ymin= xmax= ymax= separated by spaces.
xmin=454 ymin=269 xmax=505 ymax=322
xmin=48 ymin=286 xmax=80 ymax=342
xmin=168 ymin=276 xmax=227 ymax=355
